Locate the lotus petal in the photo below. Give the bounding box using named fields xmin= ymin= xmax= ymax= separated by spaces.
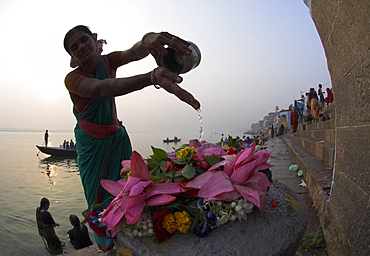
xmin=245 ymin=172 xmax=271 ymax=192
xmin=120 ymin=160 xmax=132 ymax=174
xmin=257 ymin=190 xmax=268 ymax=213
xmin=146 ymin=194 xmax=177 ymax=206
xmin=197 ymin=172 xmax=234 ymax=198
xmin=124 ymin=193 xmax=148 ymax=225
xmin=130 ymin=151 xmax=150 ymax=180
xmin=102 ymin=196 xmax=126 ymax=232
xmin=101 ymin=179 xmax=124 ymax=197
xmin=208 ymin=155 xmax=234 ymax=176
xmin=122 ymin=177 xmax=145 ymax=193
xmin=197 ymin=143 xmax=227 ymax=159
xmin=202 ymin=190 xmax=240 ymax=202
xmin=230 ymin=161 xmax=257 ymax=184
xmin=203 ymin=147 xmax=226 ymax=157
xmin=233 ymin=143 xmax=256 ymax=168
xmin=234 ymin=185 xmax=260 ymax=209
xmin=118 ymin=179 xmax=128 ymax=187
xmin=189 ymin=139 xmax=201 ymax=148
xmin=147 ymin=183 xmax=185 ymax=197
xmin=129 ymin=181 xmax=152 ymax=197
xmin=186 ymin=170 xmax=218 ymax=189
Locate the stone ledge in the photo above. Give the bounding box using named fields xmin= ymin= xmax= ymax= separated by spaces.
xmin=298 ymin=129 xmax=335 ymax=143
xmin=285 ymin=134 xmax=335 ymax=168
xmin=281 ymin=136 xmax=332 ymax=213
xmin=114 ymin=182 xmax=307 ymax=256
xmin=303 ymin=119 xmax=335 ymax=130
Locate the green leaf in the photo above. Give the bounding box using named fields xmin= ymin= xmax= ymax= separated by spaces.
xmin=150 ymin=146 xmax=167 ymax=161
xmin=175 ymin=164 xmax=196 ymax=179
xmin=191 ymin=212 xmax=202 ymax=234
xmin=173 ymin=176 xmax=184 ymax=182
xmin=181 ymin=205 xmax=202 ymax=217
xmin=194 ymin=166 xmax=207 ymax=175
xmin=92 ymin=203 xmax=102 ymax=210
xmin=150 ymin=175 xmax=164 ymax=183
xmin=301 ymin=230 xmax=326 ymax=249
xmin=204 ymin=155 xmax=224 ymax=166
xmin=81 ymin=209 xmax=90 ymax=225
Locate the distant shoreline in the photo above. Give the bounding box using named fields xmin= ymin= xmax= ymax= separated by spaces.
xmin=0 ymin=128 xmax=73 ymax=133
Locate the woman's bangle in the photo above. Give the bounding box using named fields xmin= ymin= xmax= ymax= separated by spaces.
xmin=151 ymin=69 xmax=161 ymax=89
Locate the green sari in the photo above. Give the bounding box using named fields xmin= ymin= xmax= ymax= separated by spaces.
xmin=73 ymin=56 xmax=132 ymax=250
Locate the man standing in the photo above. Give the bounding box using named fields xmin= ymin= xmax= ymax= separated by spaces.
xmin=44 ymin=130 xmax=49 ymax=147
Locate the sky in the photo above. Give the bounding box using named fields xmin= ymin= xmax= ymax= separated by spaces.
xmin=0 ymin=0 xmax=331 ymax=134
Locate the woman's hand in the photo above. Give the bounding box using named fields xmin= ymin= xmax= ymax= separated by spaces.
xmin=151 ymin=67 xmax=200 ymax=110
xmin=142 ymin=32 xmax=192 ymax=60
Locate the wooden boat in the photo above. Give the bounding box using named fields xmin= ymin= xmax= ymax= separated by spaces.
xmin=163 ymin=138 xmax=181 ymax=143
xmin=36 ymin=145 xmax=77 ymax=158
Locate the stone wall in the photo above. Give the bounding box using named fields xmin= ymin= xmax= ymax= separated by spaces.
xmin=309 ymin=1 xmax=369 ymax=255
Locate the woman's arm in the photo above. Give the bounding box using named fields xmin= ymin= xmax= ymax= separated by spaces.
xmin=78 ymin=67 xmax=200 ymax=109
xmin=115 ymin=32 xmax=192 ymax=67
xmin=118 ymin=40 xmax=150 ymax=66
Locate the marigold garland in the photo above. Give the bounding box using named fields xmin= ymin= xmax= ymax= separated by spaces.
xmin=162 ymin=211 xmax=192 ymax=234
xmin=174 ymin=211 xmax=191 ymax=233
xmin=162 ymin=213 xmax=177 ymax=233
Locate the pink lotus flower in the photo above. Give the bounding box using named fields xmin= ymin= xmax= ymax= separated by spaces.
xmin=100 ymin=151 xmax=185 ymax=237
xmin=190 ymin=139 xmax=227 ymax=159
xmin=186 ymin=143 xmax=273 ymax=212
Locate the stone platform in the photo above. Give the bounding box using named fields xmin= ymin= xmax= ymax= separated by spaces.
xmin=114 ymin=181 xmax=307 ymax=256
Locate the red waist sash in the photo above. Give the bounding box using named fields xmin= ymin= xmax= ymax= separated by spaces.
xmin=79 ymin=118 xmax=119 ymax=139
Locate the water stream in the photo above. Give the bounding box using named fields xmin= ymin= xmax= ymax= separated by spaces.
xmin=197 ymin=108 xmax=204 ymax=141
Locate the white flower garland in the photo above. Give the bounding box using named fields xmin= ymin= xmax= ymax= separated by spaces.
xmin=117 ymin=197 xmax=255 ymax=237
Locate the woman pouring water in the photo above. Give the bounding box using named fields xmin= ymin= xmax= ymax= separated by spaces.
xmin=63 ymin=25 xmax=200 ymax=251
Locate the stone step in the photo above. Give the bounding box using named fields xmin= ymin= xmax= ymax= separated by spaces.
xmin=322 ymin=104 xmax=335 ymax=116
xmin=302 ymin=119 xmax=335 ymax=130
xmin=280 ymin=135 xmax=333 ymax=215
xmin=298 ymin=129 xmax=335 ymax=143
xmin=284 ymin=134 xmax=335 ymax=168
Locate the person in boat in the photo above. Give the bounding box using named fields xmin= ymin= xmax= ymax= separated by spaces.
xmin=67 ymin=214 xmax=93 ymax=250
xmin=63 ymin=25 xmax=200 ymax=251
xmin=70 ymin=139 xmax=75 ymax=148
xmin=36 ymin=197 xmax=63 ymax=255
xmin=174 ymin=136 xmax=178 ymax=140
xmin=44 ymin=130 xmax=49 ymax=147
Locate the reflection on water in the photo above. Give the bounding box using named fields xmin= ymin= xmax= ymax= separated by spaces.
xmin=39 ymin=156 xmax=78 ymax=171
xmin=38 ymin=157 xmax=79 ymax=187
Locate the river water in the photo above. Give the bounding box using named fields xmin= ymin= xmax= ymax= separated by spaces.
xmin=0 ymin=129 xmax=242 ymax=255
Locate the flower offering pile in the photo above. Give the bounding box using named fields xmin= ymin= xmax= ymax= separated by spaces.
xmin=99 ymin=137 xmax=273 ymax=242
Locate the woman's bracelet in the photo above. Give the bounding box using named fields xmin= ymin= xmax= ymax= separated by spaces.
xmin=151 ymin=69 xmax=161 ymax=89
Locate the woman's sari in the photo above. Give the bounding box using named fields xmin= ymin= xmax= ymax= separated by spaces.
xmin=73 ymin=56 xmax=132 ymax=251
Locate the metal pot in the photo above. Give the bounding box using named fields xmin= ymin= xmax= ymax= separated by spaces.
xmin=157 ymin=41 xmax=201 ymax=74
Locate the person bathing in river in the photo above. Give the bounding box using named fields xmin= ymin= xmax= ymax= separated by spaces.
xmin=63 ymin=25 xmax=200 ymax=251
xmin=36 ymin=198 xmax=64 ymax=255
xmin=68 ymin=214 xmax=93 ymax=250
